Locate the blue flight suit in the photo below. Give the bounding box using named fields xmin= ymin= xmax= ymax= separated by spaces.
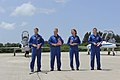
xmin=67 ymin=35 xmax=81 ymax=69
xmin=48 ymin=35 xmax=64 ymax=70
xmin=88 ymin=34 xmax=102 ymax=69
xmin=29 ymin=34 xmax=44 ymax=71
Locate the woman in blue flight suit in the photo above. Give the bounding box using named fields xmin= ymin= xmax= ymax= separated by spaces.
xmin=67 ymin=29 xmax=81 ymax=70
xmin=29 ymin=28 xmax=44 ymax=72
xmin=48 ymin=28 xmax=64 ymax=71
xmin=88 ymin=28 xmax=102 ymax=70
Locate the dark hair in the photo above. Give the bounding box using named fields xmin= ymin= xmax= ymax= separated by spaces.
xmin=72 ymin=29 xmax=77 ymax=34
xmin=93 ymin=28 xmax=97 ymax=31
xmin=34 ymin=28 xmax=39 ymax=31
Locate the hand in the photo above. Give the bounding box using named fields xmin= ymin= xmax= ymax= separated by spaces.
xmin=32 ymin=44 xmax=37 ymax=47
xmin=93 ymin=43 xmax=97 ymax=46
xmin=37 ymin=44 xmax=41 ymax=49
xmin=70 ymin=40 xmax=73 ymax=44
xmin=52 ymin=44 xmax=57 ymax=46
xmin=73 ymin=43 xmax=78 ymax=45
xmin=57 ymin=43 xmax=61 ymax=46
xmin=97 ymin=42 xmax=101 ymax=47
xmin=70 ymin=43 xmax=75 ymax=46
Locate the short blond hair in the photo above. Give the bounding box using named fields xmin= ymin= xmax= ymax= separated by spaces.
xmin=54 ymin=28 xmax=58 ymax=32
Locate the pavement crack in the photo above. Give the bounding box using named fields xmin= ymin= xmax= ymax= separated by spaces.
xmin=37 ymin=73 xmax=42 ymax=80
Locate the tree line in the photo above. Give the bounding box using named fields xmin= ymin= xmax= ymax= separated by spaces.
xmin=82 ymin=31 xmax=120 ymax=46
xmin=0 ymin=32 xmax=120 ymax=53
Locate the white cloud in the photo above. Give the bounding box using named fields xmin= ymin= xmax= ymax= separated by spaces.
xmin=11 ymin=2 xmax=36 ymax=16
xmin=20 ymin=22 xmax=28 ymax=27
xmin=0 ymin=22 xmax=16 ymax=30
xmin=39 ymin=8 xmax=56 ymax=14
xmin=11 ymin=2 xmax=56 ymax=16
xmin=0 ymin=7 xmax=5 ymax=13
xmin=54 ymin=0 xmax=69 ymax=4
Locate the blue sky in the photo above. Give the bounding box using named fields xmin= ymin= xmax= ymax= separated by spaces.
xmin=0 ymin=0 xmax=120 ymax=43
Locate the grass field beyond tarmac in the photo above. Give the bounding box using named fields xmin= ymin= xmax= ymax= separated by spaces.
xmin=0 ymin=52 xmax=120 ymax=80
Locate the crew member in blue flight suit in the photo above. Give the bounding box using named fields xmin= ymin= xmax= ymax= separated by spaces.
xmin=67 ymin=29 xmax=81 ymax=70
xmin=29 ymin=28 xmax=44 ymax=72
xmin=88 ymin=28 xmax=102 ymax=70
xmin=48 ymin=28 xmax=64 ymax=71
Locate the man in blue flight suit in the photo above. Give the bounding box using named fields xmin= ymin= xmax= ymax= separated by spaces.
xmin=48 ymin=28 xmax=64 ymax=71
xmin=29 ymin=28 xmax=44 ymax=72
xmin=67 ymin=29 xmax=81 ymax=70
xmin=88 ymin=28 xmax=102 ymax=70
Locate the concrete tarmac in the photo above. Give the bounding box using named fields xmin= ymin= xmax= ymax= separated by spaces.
xmin=0 ymin=52 xmax=120 ymax=80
